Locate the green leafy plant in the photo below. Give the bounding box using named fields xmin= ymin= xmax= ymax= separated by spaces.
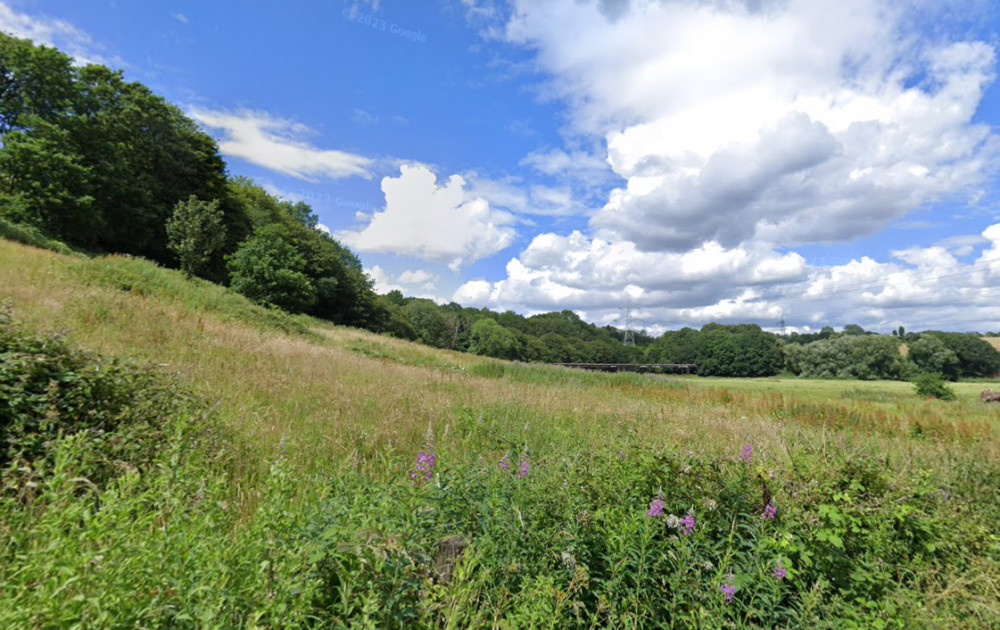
xmin=913 ymin=372 xmax=956 ymax=401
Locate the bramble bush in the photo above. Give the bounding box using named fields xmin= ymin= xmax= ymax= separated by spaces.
xmin=0 ymin=308 xmax=197 ymax=483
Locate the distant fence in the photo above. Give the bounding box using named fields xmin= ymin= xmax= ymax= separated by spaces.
xmin=551 ymin=363 xmax=697 ymax=374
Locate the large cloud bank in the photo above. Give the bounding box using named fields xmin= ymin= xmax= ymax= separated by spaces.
xmin=454 ymin=0 xmax=999 ymax=331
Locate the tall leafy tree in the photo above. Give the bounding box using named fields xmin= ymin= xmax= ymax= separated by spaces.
xmin=0 ymin=118 xmax=95 ymax=240
xmin=470 ymin=317 xmax=523 ymax=360
xmin=785 ymin=334 xmax=904 ymax=380
xmin=907 ymin=335 xmax=961 ymax=380
xmin=223 ymin=177 xmax=381 ymax=328
xmin=922 ymin=332 xmax=1000 ymax=378
xmin=72 ymin=65 xmax=227 ymax=260
xmin=0 ymin=34 xmax=77 ymax=134
xmin=166 ymin=196 xmax=227 ymax=278
xmin=0 ymin=35 xmax=228 ymax=258
xmin=403 ymin=299 xmax=450 ymax=348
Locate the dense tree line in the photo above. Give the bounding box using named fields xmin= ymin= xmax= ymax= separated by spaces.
xmin=647 ymin=324 xmax=784 ymax=377
xmin=907 ymin=332 xmax=1000 ymax=380
xmin=0 ymin=35 xmax=226 ymax=260
xmin=782 ymin=328 xmax=1000 ymax=381
xmin=0 ymin=33 xmax=377 ymax=328
xmin=784 ymin=334 xmax=906 ymax=380
xmin=375 ymin=296 xmax=654 ymax=364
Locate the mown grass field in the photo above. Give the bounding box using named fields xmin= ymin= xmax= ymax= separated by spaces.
xmin=2 ymin=237 xmax=1000 ymax=628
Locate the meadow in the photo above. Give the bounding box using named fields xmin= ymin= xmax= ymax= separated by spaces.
xmin=2 ymin=237 xmax=1000 ymax=628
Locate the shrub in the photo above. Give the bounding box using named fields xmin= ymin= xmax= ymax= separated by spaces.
xmin=913 ymin=372 xmax=956 ymax=401
xmin=0 ymin=310 xmax=197 ymax=484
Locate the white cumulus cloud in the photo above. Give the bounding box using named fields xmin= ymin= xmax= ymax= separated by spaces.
xmin=368 ymin=265 xmax=444 ymax=300
xmin=453 ymin=231 xmax=807 ymax=314
xmin=455 ymin=222 xmax=1000 ymax=332
xmin=451 ymin=0 xmax=1000 ymax=332
xmin=339 ymin=164 xmax=516 ymax=271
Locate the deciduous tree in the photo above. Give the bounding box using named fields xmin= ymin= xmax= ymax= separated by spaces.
xmin=166 ymin=196 xmax=226 ymax=278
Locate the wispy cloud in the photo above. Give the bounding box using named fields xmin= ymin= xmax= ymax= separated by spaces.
xmin=352 ymin=108 xmax=379 ymax=126
xmin=188 ymin=107 xmax=374 ymax=181
xmin=0 ymin=1 xmax=122 ymax=66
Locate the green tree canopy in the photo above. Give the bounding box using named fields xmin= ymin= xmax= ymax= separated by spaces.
xmin=906 ymin=335 xmax=961 ymax=380
xmin=0 ymin=34 xmax=77 ymax=134
xmin=0 ymin=118 xmax=94 ymax=240
xmin=0 ymin=34 xmax=228 ymax=259
xmin=785 ymin=334 xmax=904 ymax=380
xmin=223 ymin=177 xmax=380 ymax=328
xmin=647 ymin=324 xmax=783 ymax=377
xmin=469 ymin=317 xmax=523 ymax=361
xmin=403 ymin=299 xmax=450 ymax=349
xmin=227 ymin=225 xmax=317 ymax=313
xmin=921 ymin=332 xmax=1000 ymax=378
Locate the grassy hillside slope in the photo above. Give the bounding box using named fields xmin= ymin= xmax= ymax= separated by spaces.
xmin=2 ymin=237 xmax=1000 ymax=628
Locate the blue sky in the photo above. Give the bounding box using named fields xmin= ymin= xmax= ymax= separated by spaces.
xmin=4 ymin=0 xmax=1000 ymax=333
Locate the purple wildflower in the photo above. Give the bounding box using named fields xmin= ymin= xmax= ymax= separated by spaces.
xmin=498 ymin=455 xmax=510 ymax=473
xmin=646 ymin=498 xmax=664 ymax=518
xmin=740 ymin=443 xmax=753 ymax=464
xmin=774 ymin=564 xmax=786 ymax=580
xmin=720 ymin=583 xmax=735 ymax=603
xmin=516 ymin=456 xmax=530 ymax=479
xmin=411 ymin=450 xmax=436 ymax=484
xmin=762 ymin=502 xmax=777 ymax=520
xmin=680 ymin=510 xmax=695 ymax=535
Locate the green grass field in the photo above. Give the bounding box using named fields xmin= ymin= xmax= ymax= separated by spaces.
xmin=3 ymin=237 xmax=1000 ymax=628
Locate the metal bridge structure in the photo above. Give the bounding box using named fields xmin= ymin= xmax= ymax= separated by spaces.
xmin=551 ymin=363 xmax=697 ymax=374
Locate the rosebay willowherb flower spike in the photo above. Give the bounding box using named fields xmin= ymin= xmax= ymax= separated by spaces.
xmin=646 ymin=497 xmax=665 ymax=518
xmin=720 ymin=583 xmax=735 ymax=603
xmin=411 ymin=449 xmax=437 ymax=484
xmin=680 ymin=510 xmax=695 ymax=535
xmin=516 ymin=445 xmax=530 ymax=478
xmin=516 ymin=455 xmax=530 ymax=478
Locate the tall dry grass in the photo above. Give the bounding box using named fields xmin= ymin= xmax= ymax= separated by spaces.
xmin=3 ymin=237 xmax=998 ymax=495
